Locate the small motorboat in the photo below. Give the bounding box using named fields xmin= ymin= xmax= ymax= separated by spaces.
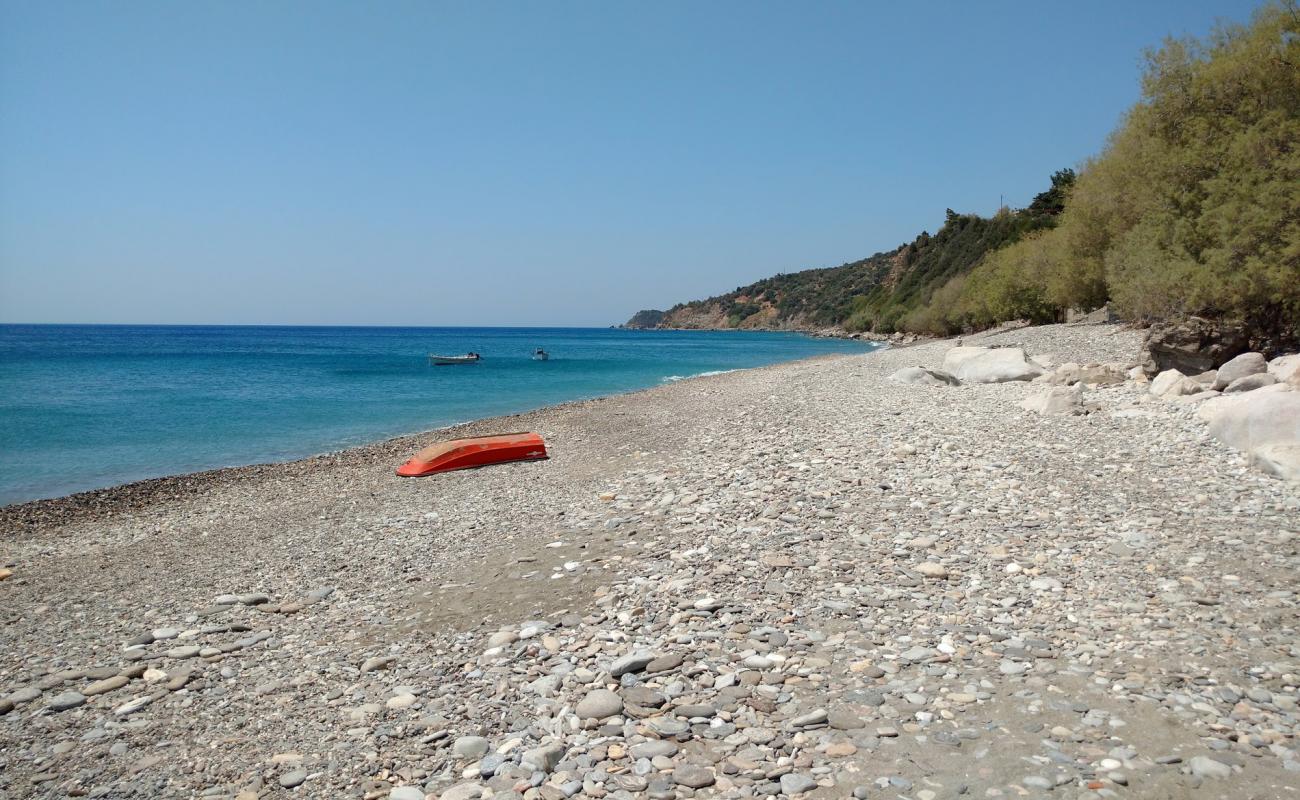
xmin=396 ymin=432 xmax=548 ymax=476
xmin=429 ymin=352 xmax=481 ymax=366
xmin=532 ymin=348 xmax=549 ymax=361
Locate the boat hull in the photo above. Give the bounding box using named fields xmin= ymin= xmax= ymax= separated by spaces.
xmin=429 ymin=355 xmax=480 ymax=366
xmin=396 ymin=432 xmax=548 ymax=477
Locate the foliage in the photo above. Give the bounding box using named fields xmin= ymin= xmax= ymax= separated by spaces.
xmin=658 ymin=3 xmax=1299 ymax=342
xmin=918 ymin=1 xmax=1300 ymax=339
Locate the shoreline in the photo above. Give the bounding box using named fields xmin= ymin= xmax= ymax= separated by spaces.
xmin=0 ymin=351 xmax=857 ymax=535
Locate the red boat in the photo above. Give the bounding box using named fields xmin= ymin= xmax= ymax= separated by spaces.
xmin=396 ymin=432 xmax=548 ymax=477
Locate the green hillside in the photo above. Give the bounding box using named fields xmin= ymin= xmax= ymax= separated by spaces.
xmin=643 ymin=3 xmax=1298 ymax=346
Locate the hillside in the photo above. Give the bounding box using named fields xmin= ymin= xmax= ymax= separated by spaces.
xmin=626 ymin=170 xmax=1070 ymax=333
xmin=628 ymin=3 xmax=1298 ymax=345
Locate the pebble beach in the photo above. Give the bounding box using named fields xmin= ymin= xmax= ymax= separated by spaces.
xmin=1 ymin=321 xmax=1297 ymax=800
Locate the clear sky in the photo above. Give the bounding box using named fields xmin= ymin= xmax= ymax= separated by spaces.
xmin=0 ymin=0 xmax=1265 ymax=326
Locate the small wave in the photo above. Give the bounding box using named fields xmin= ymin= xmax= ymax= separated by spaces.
xmin=661 ymin=369 xmax=738 ymax=383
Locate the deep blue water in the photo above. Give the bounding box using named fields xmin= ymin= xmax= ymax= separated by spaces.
xmin=0 ymin=325 xmax=878 ymax=505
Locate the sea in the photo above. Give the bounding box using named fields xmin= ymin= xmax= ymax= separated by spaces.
xmin=0 ymin=325 xmax=879 ymax=506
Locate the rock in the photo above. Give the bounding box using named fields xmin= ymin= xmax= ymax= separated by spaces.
xmin=631 ymin=741 xmax=679 ymax=759
xmin=0 ymin=699 xmax=11 ymax=715
xmin=1150 ymin=369 xmax=1204 ymax=398
xmin=790 ymin=708 xmax=828 ymax=728
xmin=575 ymin=689 xmax=623 ymax=720
xmin=608 ymin=652 xmax=656 ymax=677
xmin=1252 ymin=444 xmax=1300 ymax=482
xmin=0 ymin=568 xmax=12 ymax=581
xmin=438 ymin=784 xmax=484 ymax=800
xmin=673 ymin=765 xmax=715 ymax=789
xmin=645 ymin=653 xmax=684 ymax=673
xmin=359 ymin=656 xmax=396 ymax=673
xmin=1141 ymin=316 xmax=1249 ymax=376
xmin=1189 ymin=756 xmax=1233 ymax=779
xmin=453 ymin=736 xmax=490 ymax=760
xmin=521 ymin=743 xmax=565 ymax=773
xmin=943 ymin=347 xmax=1044 ymax=383
xmin=1045 ymin=362 xmax=1127 ymax=386
xmin=1224 ymin=373 xmax=1277 ymax=393
xmin=1206 ymin=392 xmax=1300 ymax=480
xmin=1269 ymin=353 xmax=1300 ymax=383
xmin=915 ymin=562 xmax=948 ymax=578
xmin=46 ymin=691 xmax=86 ymax=712
xmin=83 ymin=676 xmax=129 ymax=696
xmin=390 ymin=788 xmax=426 ymax=800
xmin=827 ymin=708 xmax=865 ymax=729
xmin=8 ymin=687 xmax=41 ymax=704
xmin=890 ymin=367 xmax=960 ymax=387
xmin=780 ymin=774 xmax=817 ymax=795
xmin=278 ymin=770 xmax=308 ymax=789
xmin=1213 ymin=352 xmax=1267 ymax=390
xmin=1021 ymin=384 xmax=1085 ymax=415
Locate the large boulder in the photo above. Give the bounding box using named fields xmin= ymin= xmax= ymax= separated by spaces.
xmin=1224 ymin=373 xmax=1278 ymax=393
xmin=1150 ymin=369 xmax=1204 ymax=398
xmin=890 ymin=367 xmax=960 ymax=387
xmin=1020 ymin=385 xmax=1086 ymax=415
xmin=1141 ymin=316 xmax=1249 ymax=376
xmin=1268 ymin=354 xmax=1300 ymax=383
xmin=1211 ymin=352 xmax=1267 ymax=390
xmin=1205 ymin=392 xmax=1300 ymax=481
xmin=942 ymin=347 xmax=1044 ymax=384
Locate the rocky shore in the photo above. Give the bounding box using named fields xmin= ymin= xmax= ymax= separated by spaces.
xmin=1 ymin=322 xmax=1297 ymax=800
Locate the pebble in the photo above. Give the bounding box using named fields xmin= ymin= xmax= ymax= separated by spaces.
xmin=672 ymin=765 xmax=715 ymax=789
xmin=575 ymin=689 xmax=623 ymax=720
xmin=279 ymin=769 xmax=309 ymax=788
xmin=46 ymin=691 xmax=86 ymax=712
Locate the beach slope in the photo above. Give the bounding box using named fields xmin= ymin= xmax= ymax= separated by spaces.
xmin=1 ymin=322 xmax=1297 ymax=799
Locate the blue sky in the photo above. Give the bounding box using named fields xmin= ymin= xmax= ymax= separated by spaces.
xmin=0 ymin=0 xmax=1265 ymax=326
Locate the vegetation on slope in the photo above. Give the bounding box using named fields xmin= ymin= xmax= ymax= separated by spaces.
xmin=911 ymin=2 xmax=1299 ymax=339
xmin=644 ymin=3 xmax=1298 ymax=343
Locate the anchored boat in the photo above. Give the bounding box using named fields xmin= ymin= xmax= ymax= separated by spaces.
xmin=429 ymin=352 xmax=481 ymax=366
xmin=396 ymin=432 xmax=548 ymax=477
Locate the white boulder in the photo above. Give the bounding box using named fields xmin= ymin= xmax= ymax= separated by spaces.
xmin=1269 ymin=353 xmax=1300 ymax=383
xmin=890 ymin=367 xmax=960 ymax=387
xmin=1020 ymin=385 xmax=1086 ymax=415
xmin=1206 ymin=391 xmax=1300 ymax=481
xmin=1150 ymin=369 xmax=1204 ymax=398
xmin=1212 ymin=352 xmax=1267 ymax=390
xmin=942 ymin=347 xmax=1044 ymax=384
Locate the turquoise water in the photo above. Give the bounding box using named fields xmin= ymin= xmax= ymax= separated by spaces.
xmin=0 ymin=325 xmax=878 ymax=505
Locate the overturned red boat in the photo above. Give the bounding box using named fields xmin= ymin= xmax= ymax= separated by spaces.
xmin=396 ymin=432 xmax=548 ymax=477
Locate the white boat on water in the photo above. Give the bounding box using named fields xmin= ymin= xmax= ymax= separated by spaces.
xmin=429 ymin=352 xmax=481 ymax=366
xmin=532 ymin=348 xmax=549 ymax=361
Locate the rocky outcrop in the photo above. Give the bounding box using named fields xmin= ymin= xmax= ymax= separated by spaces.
xmin=942 ymin=347 xmax=1044 ymax=384
xmin=623 ymin=310 xmax=666 ymax=329
xmin=1141 ymin=316 xmax=1249 ymax=376
xmin=889 ymin=367 xmax=960 ymax=387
